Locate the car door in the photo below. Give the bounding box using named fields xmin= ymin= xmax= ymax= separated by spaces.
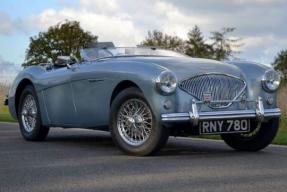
xmin=40 ymin=67 xmax=79 ymax=126
xmin=70 ymin=62 xmax=111 ymax=127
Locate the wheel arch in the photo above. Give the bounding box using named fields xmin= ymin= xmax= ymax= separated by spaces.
xmin=110 ymin=80 xmax=142 ymax=106
xmin=15 ymin=78 xmax=34 ymax=115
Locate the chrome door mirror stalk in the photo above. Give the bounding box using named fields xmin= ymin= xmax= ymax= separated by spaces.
xmin=67 ymin=63 xmax=79 ymax=72
xmin=66 ymin=63 xmax=72 ymax=69
xmin=70 ymin=53 xmax=80 ymax=63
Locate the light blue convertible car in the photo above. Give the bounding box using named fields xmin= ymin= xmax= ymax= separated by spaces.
xmin=5 ymin=42 xmax=281 ymax=155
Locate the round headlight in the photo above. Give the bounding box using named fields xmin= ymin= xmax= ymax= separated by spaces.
xmin=261 ymin=70 xmax=281 ymax=92
xmin=156 ymin=71 xmax=177 ymax=95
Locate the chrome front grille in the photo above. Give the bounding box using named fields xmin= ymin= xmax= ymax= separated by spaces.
xmin=179 ymin=74 xmax=246 ymax=108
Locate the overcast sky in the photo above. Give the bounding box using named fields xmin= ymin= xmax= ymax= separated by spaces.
xmin=0 ymin=0 xmax=286 ymax=78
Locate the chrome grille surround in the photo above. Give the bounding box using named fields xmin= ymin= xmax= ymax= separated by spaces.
xmin=179 ymin=74 xmax=246 ymax=109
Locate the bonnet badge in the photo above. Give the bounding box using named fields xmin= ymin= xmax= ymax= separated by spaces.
xmin=203 ymin=93 xmax=212 ymax=102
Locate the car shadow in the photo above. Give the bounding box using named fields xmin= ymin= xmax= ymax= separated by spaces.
xmin=45 ymin=129 xmax=115 ymax=150
xmin=44 ymin=129 xmax=268 ymax=157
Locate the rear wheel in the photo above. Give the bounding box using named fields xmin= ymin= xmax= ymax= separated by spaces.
xmin=110 ymin=87 xmax=169 ymax=156
xmin=18 ymin=85 xmax=49 ymax=141
xmin=221 ymin=118 xmax=279 ymax=151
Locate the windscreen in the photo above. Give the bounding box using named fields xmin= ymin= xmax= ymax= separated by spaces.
xmin=80 ymin=47 xmax=185 ymax=61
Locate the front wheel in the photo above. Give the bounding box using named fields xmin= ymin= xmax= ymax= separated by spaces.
xmin=110 ymin=87 xmax=169 ymax=156
xmin=18 ymin=85 xmax=49 ymax=141
xmin=221 ymin=118 xmax=279 ymax=151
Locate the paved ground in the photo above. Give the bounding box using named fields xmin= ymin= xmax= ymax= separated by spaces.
xmin=0 ymin=122 xmax=287 ymax=192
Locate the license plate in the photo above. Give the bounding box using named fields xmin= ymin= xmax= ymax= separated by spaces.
xmin=199 ymin=119 xmax=250 ymax=135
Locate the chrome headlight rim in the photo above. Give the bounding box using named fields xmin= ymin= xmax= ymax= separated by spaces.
xmin=261 ymin=69 xmax=281 ymax=92
xmin=156 ymin=70 xmax=177 ymax=95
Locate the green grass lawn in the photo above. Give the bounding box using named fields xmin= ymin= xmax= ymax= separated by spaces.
xmin=0 ymin=105 xmax=16 ymax=122
xmin=0 ymin=103 xmax=286 ymax=145
xmin=273 ymin=116 xmax=287 ymax=145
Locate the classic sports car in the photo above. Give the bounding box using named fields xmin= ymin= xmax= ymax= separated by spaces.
xmin=5 ymin=42 xmax=281 ymax=156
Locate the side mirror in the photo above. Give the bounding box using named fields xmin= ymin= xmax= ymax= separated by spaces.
xmin=56 ymin=56 xmax=72 ymax=64
xmin=55 ymin=55 xmax=79 ymax=71
xmin=55 ymin=56 xmax=72 ymax=66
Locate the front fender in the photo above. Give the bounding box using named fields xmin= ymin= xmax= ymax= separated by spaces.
xmin=98 ymin=60 xmax=178 ymax=122
xmin=226 ymin=61 xmax=278 ymax=109
xmin=7 ymin=66 xmax=46 ymax=120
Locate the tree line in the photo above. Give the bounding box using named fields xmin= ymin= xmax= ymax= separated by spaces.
xmin=23 ymin=20 xmax=287 ymax=82
xmin=140 ymin=26 xmax=242 ymax=61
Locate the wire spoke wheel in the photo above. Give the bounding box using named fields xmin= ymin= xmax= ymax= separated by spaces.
xmin=240 ymin=122 xmax=261 ymax=138
xmin=221 ymin=119 xmax=279 ymax=151
xmin=21 ymin=94 xmax=37 ymax=133
xmin=117 ymin=98 xmax=153 ymax=146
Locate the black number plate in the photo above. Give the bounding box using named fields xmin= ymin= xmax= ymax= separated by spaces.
xmin=199 ymin=119 xmax=250 ymax=135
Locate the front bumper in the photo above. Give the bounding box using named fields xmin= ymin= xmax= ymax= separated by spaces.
xmin=161 ymin=97 xmax=281 ymax=126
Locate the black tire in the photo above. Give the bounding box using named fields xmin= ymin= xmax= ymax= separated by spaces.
xmin=18 ymin=85 xmax=49 ymax=141
xmin=221 ymin=118 xmax=279 ymax=151
xmin=110 ymin=87 xmax=169 ymax=156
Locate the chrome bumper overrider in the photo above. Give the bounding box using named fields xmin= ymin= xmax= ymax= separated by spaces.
xmin=161 ymin=97 xmax=281 ymax=126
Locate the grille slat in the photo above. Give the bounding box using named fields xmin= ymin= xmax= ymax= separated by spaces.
xmin=179 ymin=74 xmax=246 ymax=108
